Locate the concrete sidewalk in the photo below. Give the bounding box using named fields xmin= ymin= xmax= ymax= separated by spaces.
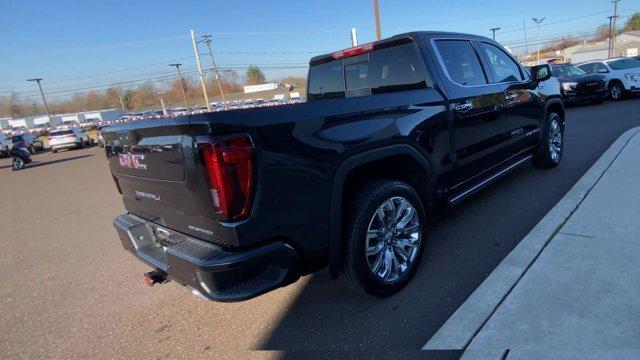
xmin=425 ymin=127 xmax=640 ymax=358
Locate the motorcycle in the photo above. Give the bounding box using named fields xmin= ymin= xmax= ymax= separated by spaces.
xmin=11 ymin=142 xmax=33 ymax=171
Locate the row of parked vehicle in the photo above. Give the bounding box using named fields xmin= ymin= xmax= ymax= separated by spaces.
xmin=548 ymin=57 xmax=640 ymax=105
xmin=0 ymin=126 xmax=104 ymax=158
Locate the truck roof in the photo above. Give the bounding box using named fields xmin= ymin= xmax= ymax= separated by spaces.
xmin=309 ymin=31 xmax=492 ymax=65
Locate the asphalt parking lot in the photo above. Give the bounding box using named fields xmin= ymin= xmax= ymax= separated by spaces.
xmin=2 ymin=98 xmax=640 ymax=358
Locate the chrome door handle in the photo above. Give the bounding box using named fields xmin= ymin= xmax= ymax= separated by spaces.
xmin=453 ymin=101 xmax=473 ymax=113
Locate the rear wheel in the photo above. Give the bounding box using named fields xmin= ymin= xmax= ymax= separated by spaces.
xmin=342 ymin=180 xmax=426 ymax=297
xmin=533 ymin=111 xmax=563 ymax=168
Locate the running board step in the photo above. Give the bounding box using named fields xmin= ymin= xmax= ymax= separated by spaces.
xmin=447 ymin=155 xmax=533 ymax=206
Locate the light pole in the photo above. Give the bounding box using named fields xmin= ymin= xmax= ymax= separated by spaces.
xmin=26 ymin=78 xmax=53 ymax=128
xmin=490 ymin=27 xmax=501 ymax=41
xmin=169 ymin=63 xmax=189 ymax=109
xmin=532 ymin=17 xmax=546 ymax=62
xmin=201 ymin=34 xmax=227 ymax=107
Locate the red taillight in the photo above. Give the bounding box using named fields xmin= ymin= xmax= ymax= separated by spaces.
xmin=331 ymin=43 xmax=375 ymax=59
xmin=199 ymin=137 xmax=254 ymax=220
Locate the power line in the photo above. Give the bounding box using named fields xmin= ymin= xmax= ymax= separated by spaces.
xmin=497 ymin=10 xmax=611 ymax=35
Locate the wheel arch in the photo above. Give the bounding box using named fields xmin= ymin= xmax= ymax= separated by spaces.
xmin=544 ymin=98 xmax=565 ymax=126
xmin=328 ymin=143 xmax=436 ymax=277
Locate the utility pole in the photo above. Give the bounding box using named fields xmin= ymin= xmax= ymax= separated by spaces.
xmin=160 ymin=98 xmax=167 ymax=116
xmin=522 ymin=18 xmax=529 ymax=56
xmin=609 ymin=0 xmax=620 ymax=58
xmin=532 ymin=17 xmax=546 ymax=62
xmin=373 ymin=0 xmax=382 ymax=40
xmin=490 ymin=27 xmax=501 ymax=41
xmin=350 ymin=28 xmax=358 ymax=46
xmin=26 ymin=78 xmax=53 ymax=128
xmin=190 ymin=29 xmax=212 ymax=112
xmin=607 ymin=16 xmax=615 ymax=58
xmin=201 ymin=34 xmax=227 ymax=107
xmin=169 ymin=63 xmax=189 ymax=109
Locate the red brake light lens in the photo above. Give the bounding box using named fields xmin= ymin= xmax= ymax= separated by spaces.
xmin=331 ymin=43 xmax=375 ymax=60
xmin=199 ymin=137 xmax=254 ymax=220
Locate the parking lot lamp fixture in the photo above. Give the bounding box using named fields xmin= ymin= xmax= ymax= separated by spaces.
xmin=532 ymin=17 xmax=546 ymax=62
xmin=169 ymin=64 xmax=189 ymax=109
xmin=26 ymin=78 xmax=53 ymax=128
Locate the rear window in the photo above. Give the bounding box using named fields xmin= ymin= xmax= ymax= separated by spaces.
xmin=307 ymin=42 xmax=428 ymax=100
xmin=608 ymin=58 xmax=640 ymax=70
xmin=50 ymin=130 xmax=74 ymax=136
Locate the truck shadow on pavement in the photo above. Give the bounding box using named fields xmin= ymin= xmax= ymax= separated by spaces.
xmin=257 ymin=194 xmax=505 ymax=352
xmin=0 ymin=154 xmax=94 ymax=170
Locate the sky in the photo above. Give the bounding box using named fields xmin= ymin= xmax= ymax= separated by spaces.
xmin=1 ymin=0 xmax=639 ymax=103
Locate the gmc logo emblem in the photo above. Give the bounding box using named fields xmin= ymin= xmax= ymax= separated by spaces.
xmin=118 ymin=153 xmax=147 ymax=170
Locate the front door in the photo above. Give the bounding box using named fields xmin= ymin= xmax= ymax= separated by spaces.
xmin=476 ymin=41 xmax=542 ymax=152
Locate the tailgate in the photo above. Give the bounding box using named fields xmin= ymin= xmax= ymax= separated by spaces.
xmin=104 ymin=117 xmax=233 ymax=246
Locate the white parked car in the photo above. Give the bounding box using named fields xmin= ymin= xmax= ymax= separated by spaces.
xmin=577 ymin=58 xmax=640 ymax=100
xmin=0 ymin=135 xmax=13 ymax=157
xmin=48 ymin=128 xmax=92 ymax=153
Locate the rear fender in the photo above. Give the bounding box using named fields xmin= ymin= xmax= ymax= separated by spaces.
xmin=328 ymin=143 xmax=434 ymax=277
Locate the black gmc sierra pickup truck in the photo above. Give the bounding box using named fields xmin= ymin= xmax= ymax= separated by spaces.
xmin=104 ymin=31 xmax=564 ymax=302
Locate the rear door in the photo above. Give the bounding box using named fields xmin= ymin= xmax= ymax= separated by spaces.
xmin=430 ymin=38 xmax=508 ymax=186
xmin=477 ymin=40 xmax=542 ymax=152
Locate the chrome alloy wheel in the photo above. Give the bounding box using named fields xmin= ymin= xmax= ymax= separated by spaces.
xmin=12 ymin=157 xmax=24 ymax=170
xmin=548 ymin=114 xmax=562 ymax=164
xmin=610 ymin=84 xmax=622 ymax=100
xmin=365 ymin=196 xmax=421 ymax=284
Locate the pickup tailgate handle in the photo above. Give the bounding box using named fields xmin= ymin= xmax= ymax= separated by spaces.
xmin=453 ymin=101 xmax=473 ymax=113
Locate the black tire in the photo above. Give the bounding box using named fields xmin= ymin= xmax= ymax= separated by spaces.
xmin=342 ymin=179 xmax=426 ymax=297
xmin=79 ymin=140 xmax=85 ymax=149
xmin=609 ymin=81 xmax=624 ymax=101
xmin=52 ymin=149 xmax=58 ymax=153
xmin=29 ymin=146 xmax=36 ymax=154
xmin=533 ymin=111 xmax=564 ymax=169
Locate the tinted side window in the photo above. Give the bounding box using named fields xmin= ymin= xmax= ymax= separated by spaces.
xmin=480 ymin=42 xmax=524 ymax=82
xmin=307 ymin=60 xmax=345 ymax=100
xmin=608 ymin=58 xmax=640 ymax=70
xmin=579 ymin=63 xmax=605 ymax=74
xmin=577 ymin=63 xmax=594 ymax=73
xmin=344 ymin=43 xmax=428 ymax=96
xmin=435 ymin=40 xmax=487 ymax=86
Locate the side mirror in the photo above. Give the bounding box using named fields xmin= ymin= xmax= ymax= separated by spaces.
xmin=597 ymin=68 xmax=609 ymax=74
xmin=530 ymin=64 xmax=552 ymax=82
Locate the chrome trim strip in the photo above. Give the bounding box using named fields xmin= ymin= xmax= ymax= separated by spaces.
xmin=448 ymin=154 xmax=533 ymax=205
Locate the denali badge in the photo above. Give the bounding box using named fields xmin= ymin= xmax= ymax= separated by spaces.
xmin=118 ymin=153 xmax=147 ymax=169
xmin=135 ymin=191 xmax=160 ymax=201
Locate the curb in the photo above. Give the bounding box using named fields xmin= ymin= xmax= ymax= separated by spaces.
xmin=423 ymin=126 xmax=640 ymax=350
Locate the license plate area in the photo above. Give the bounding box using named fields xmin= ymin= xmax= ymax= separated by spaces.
xmin=114 ymin=215 xmax=167 ymax=270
